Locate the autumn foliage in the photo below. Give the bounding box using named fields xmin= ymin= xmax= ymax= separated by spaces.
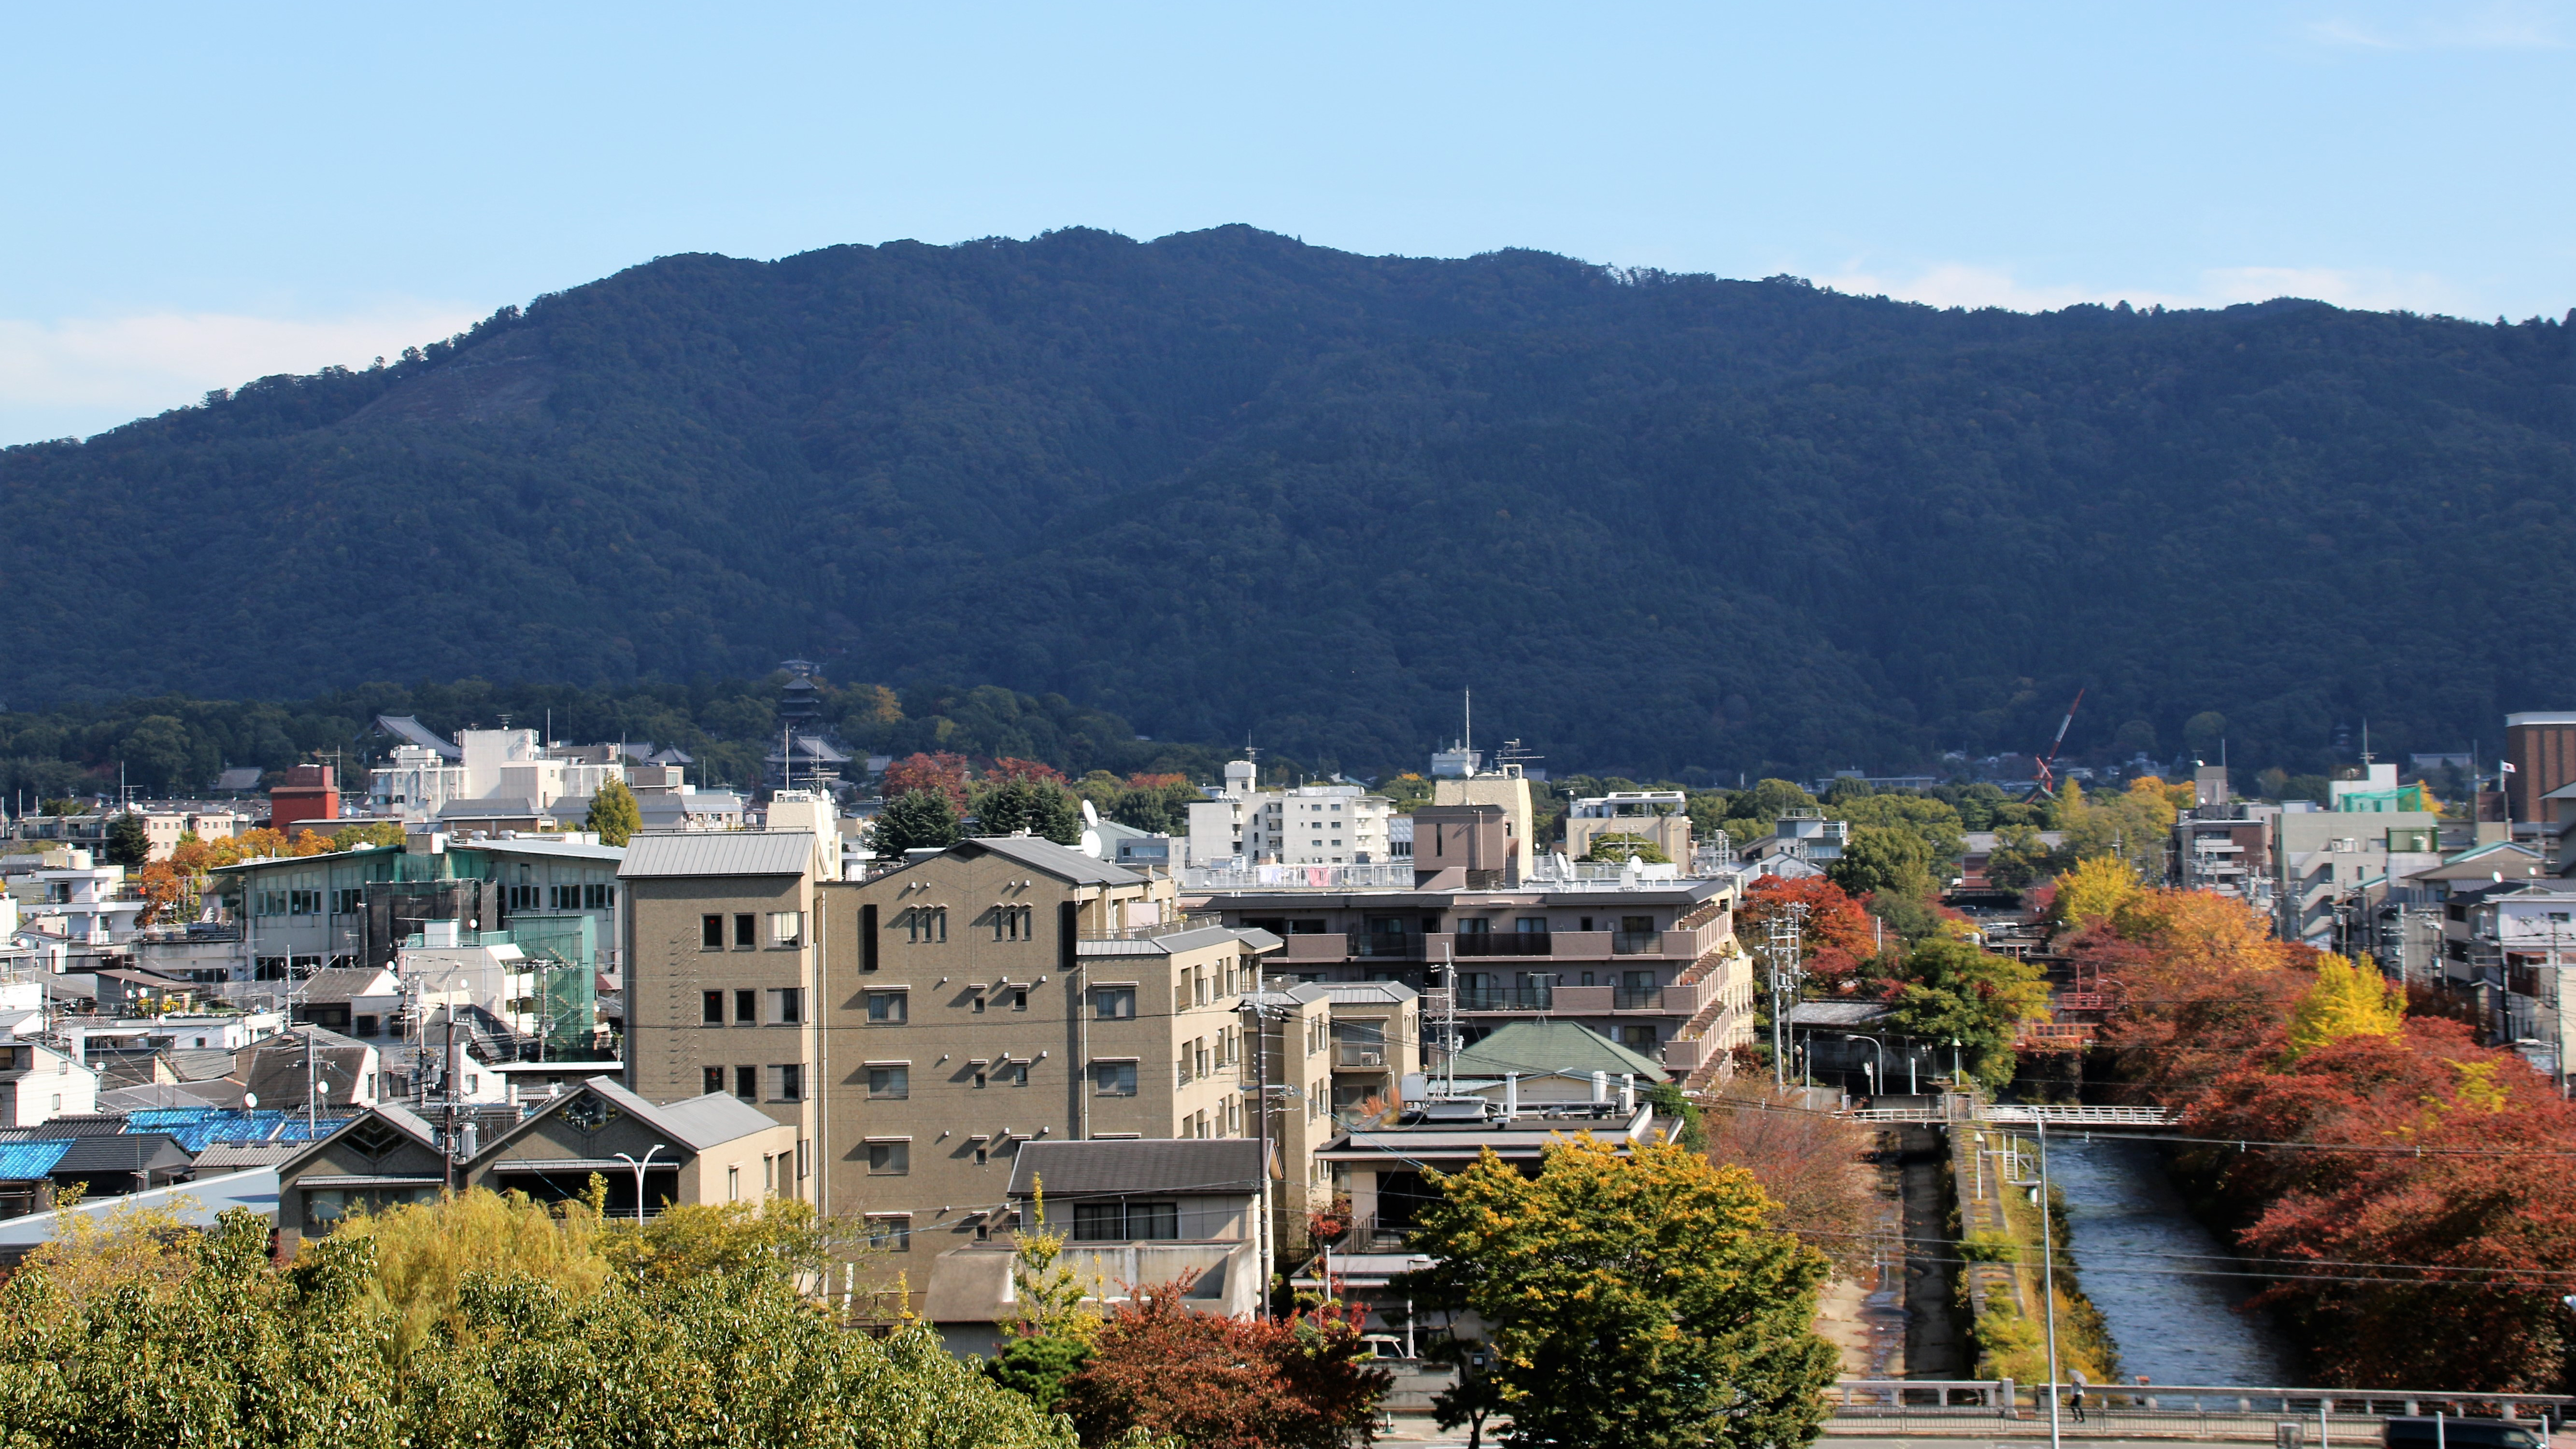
xmin=1059 ymin=1282 xmax=1389 ymax=1449
xmin=1739 ymin=875 xmax=1878 ymax=989
xmin=881 ymin=752 xmax=971 ymax=809
xmin=2091 ymin=888 xmax=2576 ymax=1391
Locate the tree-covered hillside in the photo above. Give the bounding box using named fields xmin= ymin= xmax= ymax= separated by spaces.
xmin=2 ymin=226 xmax=2566 ymax=779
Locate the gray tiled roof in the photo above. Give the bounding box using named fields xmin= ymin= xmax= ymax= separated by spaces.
xmin=54 ymin=1133 xmax=193 ymax=1174
xmin=1008 ymin=1137 xmax=1265 ymax=1198
xmin=618 ymin=831 xmax=814 ymax=879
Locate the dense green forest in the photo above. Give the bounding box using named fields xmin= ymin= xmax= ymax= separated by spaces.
xmin=0 ymin=678 xmax=1231 ymax=802
xmin=2 ymin=226 xmax=2566 ymax=779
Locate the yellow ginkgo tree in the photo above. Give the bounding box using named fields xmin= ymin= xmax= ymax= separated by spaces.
xmin=2281 ymin=952 xmax=2405 ymax=1062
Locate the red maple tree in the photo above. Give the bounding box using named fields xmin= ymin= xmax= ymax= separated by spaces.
xmin=1060 ymin=1280 xmax=1391 ymax=1449
xmin=1739 ymin=875 xmax=1879 ymax=989
xmin=881 ymin=751 xmax=971 ymax=809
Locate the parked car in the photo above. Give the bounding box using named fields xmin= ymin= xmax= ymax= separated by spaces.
xmin=2382 ymin=1418 xmax=2546 ymax=1449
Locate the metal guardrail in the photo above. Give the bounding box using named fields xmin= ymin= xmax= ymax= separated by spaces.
xmin=1839 ymin=1099 xmax=2179 ymax=1127
xmin=1827 ymin=1378 xmax=2572 ymax=1433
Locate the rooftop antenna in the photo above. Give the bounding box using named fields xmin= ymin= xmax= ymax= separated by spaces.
xmin=2360 ymin=720 xmax=2373 ymax=767
xmin=1464 ymin=689 xmax=1472 ymax=758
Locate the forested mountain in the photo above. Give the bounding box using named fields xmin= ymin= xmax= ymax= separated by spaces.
xmin=2 ymin=227 xmax=2566 ymax=780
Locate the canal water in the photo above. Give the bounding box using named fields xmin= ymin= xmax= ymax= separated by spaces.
xmin=2045 ymin=1136 xmax=2295 ymax=1386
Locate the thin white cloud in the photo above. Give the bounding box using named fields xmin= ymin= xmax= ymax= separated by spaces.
xmin=0 ymin=302 xmax=483 ymax=442
xmin=2303 ymin=2 xmax=2567 ymax=50
xmin=1813 ymin=261 xmax=2473 ymax=316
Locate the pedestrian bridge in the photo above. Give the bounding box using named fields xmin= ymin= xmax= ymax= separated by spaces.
xmin=1825 ymin=1378 xmax=2569 ymax=1437
xmin=1839 ymin=1100 xmax=2179 ymax=1129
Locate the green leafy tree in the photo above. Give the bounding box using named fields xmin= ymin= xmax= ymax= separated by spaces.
xmin=1424 ymin=1333 xmax=1506 ymax=1449
xmin=976 ymin=778 xmax=1082 ymax=845
xmin=1400 ymin=1136 xmax=1838 ymax=1449
xmin=1580 ymin=831 xmax=1669 ymax=865
xmin=1826 ymin=824 xmax=1934 ymax=901
xmin=584 ymin=778 xmax=642 ymax=846
xmin=103 ymin=811 xmax=151 ymax=867
xmin=1984 ymin=823 xmax=2066 ymax=891
xmin=1880 ymin=934 xmax=2049 ymax=1089
xmin=875 ymin=789 xmax=962 ymax=854
xmin=331 ymin=821 xmax=410 ymax=851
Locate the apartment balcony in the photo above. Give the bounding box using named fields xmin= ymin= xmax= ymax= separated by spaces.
xmin=1451 ymin=932 xmax=1556 ymax=957
xmin=1456 ymin=984 xmax=1554 ymax=1011
xmin=1349 ymin=932 xmax=1424 ymax=961
xmin=1333 ymin=1043 xmax=1390 ymax=1070
xmin=1278 ymin=933 xmax=1352 ymax=965
xmin=1612 ymin=932 xmax=1660 ymax=955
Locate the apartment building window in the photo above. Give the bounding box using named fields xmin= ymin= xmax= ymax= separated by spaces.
xmin=331 ymin=887 xmax=365 ymax=916
xmin=971 ymin=1062 xmax=988 ymax=1088
xmin=769 ymin=911 xmax=803 ymax=948
xmin=585 ymin=883 xmax=614 ymax=909
xmin=769 ymin=1064 xmax=803 ymax=1101
xmin=866 ymin=991 xmax=907 ymax=1024
xmin=865 ymin=1214 xmax=912 ymax=1250
xmin=1010 ymin=988 xmax=1028 ymax=1011
xmin=1092 ymin=986 xmax=1136 ymax=1020
xmin=868 ymin=1064 xmax=909 ymax=1099
xmin=1092 ymin=1060 xmax=1138 ymax=1096
xmin=1620 ymin=1026 xmax=1658 ymax=1053
xmin=727 ymin=1166 xmax=740 ymax=1202
xmin=905 ymin=906 xmax=947 ymax=944
xmin=768 ymin=988 xmax=802 ymax=1025
xmin=972 ymin=1137 xmax=990 ymax=1165
xmin=548 ymin=884 xmax=580 ymax=910
xmin=993 ymin=904 xmax=1034 ymax=942
xmin=868 ymin=1140 xmax=911 ymax=1175
xmin=733 ymin=914 xmax=757 ymax=948
xmin=702 ymin=991 xmax=724 ymax=1025
xmin=735 ymin=989 xmax=757 ymax=1024
xmin=702 ymin=915 xmax=725 ymax=949
xmin=1005 ymin=1060 xmax=1030 ymax=1087
xmin=733 ymin=1066 xmax=757 ymax=1100
xmin=1073 ymin=1201 xmax=1179 ymax=1242
xmin=289 ymin=888 xmax=323 ymax=916
xmin=502 ymin=884 xmax=540 ymax=911
xmin=1195 ymin=1039 xmax=1212 ymax=1080
xmin=703 ymin=1065 xmax=725 ymax=1094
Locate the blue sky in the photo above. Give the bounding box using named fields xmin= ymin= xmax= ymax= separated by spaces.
xmin=2 ymin=1 xmax=2567 ymax=444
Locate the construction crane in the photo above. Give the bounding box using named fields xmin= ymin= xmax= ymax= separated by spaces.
xmin=2028 ymin=688 xmax=2086 ymax=800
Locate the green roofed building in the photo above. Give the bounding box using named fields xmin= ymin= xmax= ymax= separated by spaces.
xmin=1444 ymin=1019 xmax=1669 ymax=1105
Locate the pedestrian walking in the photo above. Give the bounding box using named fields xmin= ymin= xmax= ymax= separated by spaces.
xmin=2070 ymin=1370 xmax=2089 ymax=1424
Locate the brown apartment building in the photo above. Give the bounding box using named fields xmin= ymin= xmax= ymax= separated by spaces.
xmin=620 ymin=831 xmax=831 ymax=1202
xmin=2507 ymin=713 xmax=2576 ymax=824
xmin=624 ymin=832 xmax=1299 ymax=1277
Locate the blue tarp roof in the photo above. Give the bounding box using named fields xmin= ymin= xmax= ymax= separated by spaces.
xmin=121 ymin=1108 xmax=356 ymax=1153
xmin=0 ymin=1140 xmax=72 ymax=1179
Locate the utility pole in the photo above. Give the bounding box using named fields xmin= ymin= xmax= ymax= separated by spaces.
xmin=1765 ymin=902 xmax=1808 ymax=1089
xmin=2038 ymin=1117 xmax=2063 ymax=1449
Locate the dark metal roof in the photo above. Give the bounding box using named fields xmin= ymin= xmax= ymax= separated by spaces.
xmin=952 ymin=836 xmax=1142 ymax=887
xmin=374 ymin=715 xmax=462 ymax=760
xmin=1007 ymin=1138 xmax=1265 ymax=1198
xmin=53 ymin=1133 xmax=193 ymax=1174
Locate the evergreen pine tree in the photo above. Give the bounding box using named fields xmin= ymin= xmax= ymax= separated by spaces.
xmin=875 ymin=789 xmax=962 ymax=854
xmin=104 ymin=812 xmax=151 ymax=868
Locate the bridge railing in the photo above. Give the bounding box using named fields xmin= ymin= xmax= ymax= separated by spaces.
xmin=1827 ymin=1378 xmax=2572 ymax=1432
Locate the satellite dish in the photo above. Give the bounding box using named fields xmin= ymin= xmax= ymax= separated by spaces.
xmin=1080 ymin=799 xmax=1099 ymax=826
xmin=242 ymin=1092 xmax=258 ymax=1110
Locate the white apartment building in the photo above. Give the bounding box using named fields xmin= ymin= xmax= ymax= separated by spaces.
xmin=370 ymin=728 xmax=627 ymax=823
xmin=1184 ymin=762 xmax=1393 ymax=867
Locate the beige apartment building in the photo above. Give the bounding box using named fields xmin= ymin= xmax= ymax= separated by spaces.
xmin=812 ymin=836 xmax=1289 ymax=1260
xmin=619 ymin=831 xmax=831 ymax=1201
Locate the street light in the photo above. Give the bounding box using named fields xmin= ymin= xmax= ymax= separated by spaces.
xmin=613 ymin=1144 xmax=671 ymax=1222
xmin=1840 ymin=1033 xmax=1887 ymax=1099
